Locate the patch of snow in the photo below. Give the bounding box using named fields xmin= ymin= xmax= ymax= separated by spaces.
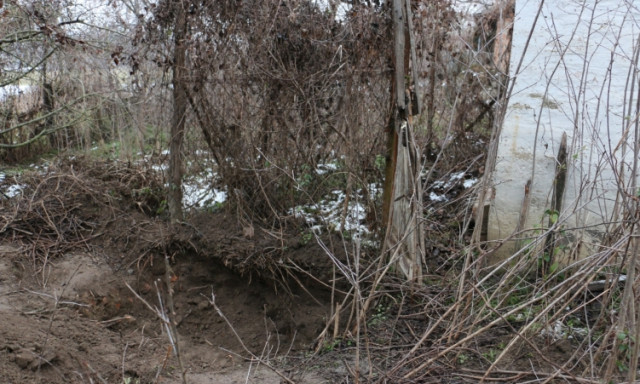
xmin=180 ymin=164 xmax=226 ymax=209
xmin=540 ymin=320 xmax=588 ymax=341
xmin=449 ymin=0 xmax=494 ymax=33
xmin=312 ymin=0 xmax=352 ymax=22
xmin=0 ymin=84 xmax=34 ymax=101
xmin=183 ymin=181 xmax=227 ymax=209
xmin=591 ymin=274 xmax=627 ymax=286
xmin=290 ymin=183 xmax=380 ymax=239
xmin=429 ymin=192 xmax=448 ymax=202
xmin=368 ymin=183 xmax=382 ymax=197
xmin=335 ymin=2 xmax=352 ymax=21
xmin=429 ymin=172 xmax=477 ymax=196
xmin=540 ymin=320 xmax=566 ymax=340
xmin=0 ymin=172 xmax=28 ymax=199
xmin=5 ymin=184 xmax=25 ymax=198
xmin=316 ymin=162 xmax=339 ymax=175
xmin=450 ymin=172 xmax=465 ymax=181
xmin=151 ymin=164 xmax=168 ymax=172
xmin=463 ymin=178 xmax=478 ymax=188
xmin=140 ymin=152 xmax=224 ymax=210
xmin=451 ymin=0 xmax=493 ymax=16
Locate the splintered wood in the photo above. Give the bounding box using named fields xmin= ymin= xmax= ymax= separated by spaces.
xmin=383 ymin=0 xmax=424 ymax=283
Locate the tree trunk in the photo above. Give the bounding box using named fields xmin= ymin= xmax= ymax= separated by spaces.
xmin=168 ymin=1 xmax=187 ymax=223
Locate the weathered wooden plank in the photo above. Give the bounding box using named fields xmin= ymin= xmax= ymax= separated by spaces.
xmin=384 ymin=0 xmax=424 ymax=283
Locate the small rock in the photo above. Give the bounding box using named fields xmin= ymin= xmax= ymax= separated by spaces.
xmin=28 ymin=350 xmax=57 ymax=371
xmin=14 ymin=350 xmax=35 ymax=369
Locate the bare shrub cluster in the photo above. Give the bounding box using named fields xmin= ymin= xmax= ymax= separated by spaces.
xmin=0 ymin=0 xmax=171 ymax=162
xmin=131 ymin=0 xmax=392 ymax=222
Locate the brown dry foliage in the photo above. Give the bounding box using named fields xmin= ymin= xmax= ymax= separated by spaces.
xmin=0 ymin=157 xmax=164 ymax=269
xmin=132 ymin=0 xmax=392 ymax=221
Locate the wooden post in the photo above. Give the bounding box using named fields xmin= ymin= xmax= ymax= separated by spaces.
xmin=493 ymin=0 xmax=515 ymax=76
xmin=382 ymin=0 xmax=424 ymax=283
xmin=543 ymin=132 xmax=567 ymax=274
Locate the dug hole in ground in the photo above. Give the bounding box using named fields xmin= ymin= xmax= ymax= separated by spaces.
xmin=0 ymin=157 xmax=349 ymax=384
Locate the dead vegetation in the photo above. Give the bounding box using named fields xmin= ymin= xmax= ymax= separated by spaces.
xmin=0 ymin=122 xmax=635 ymax=383
xmin=1 ymin=152 xmax=630 ymax=383
xmin=0 ymin=158 xmax=163 ymax=272
xmin=1 ymin=1 xmax=639 ymax=383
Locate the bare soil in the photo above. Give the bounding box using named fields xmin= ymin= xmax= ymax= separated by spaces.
xmin=0 ymin=159 xmax=344 ymax=384
xmin=0 ymin=218 xmax=336 ymax=383
xmin=1 ymin=241 xmax=323 ymax=382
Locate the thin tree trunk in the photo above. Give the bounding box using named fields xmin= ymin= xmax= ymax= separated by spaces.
xmin=168 ymin=1 xmax=187 ymax=223
xmin=382 ymin=113 xmax=397 ymax=227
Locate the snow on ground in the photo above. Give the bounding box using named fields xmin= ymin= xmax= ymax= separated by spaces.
xmin=427 ymin=171 xmax=478 ymax=203
xmin=541 ymin=320 xmax=588 ymax=341
xmin=311 ymin=0 xmax=352 ymax=22
xmin=0 ymin=173 xmax=26 ymax=198
xmin=182 ymin=168 xmax=227 ymax=209
xmin=449 ymin=0 xmax=495 ymax=32
xmin=0 ymin=151 xmax=373 ymax=236
xmin=0 ymin=84 xmax=34 ymax=101
xmin=290 ymin=183 xmax=379 ymax=240
xmin=316 ymin=162 xmax=339 ymax=175
xmin=451 ymin=0 xmax=494 ymax=15
xmin=4 ymin=184 xmax=25 ymax=198
xmin=429 ymin=191 xmax=448 ymax=202
xmin=0 ymin=152 xmax=227 ymax=210
xmin=463 ymin=178 xmax=478 ymax=188
xmin=151 ymin=163 xmax=168 ymax=172
xmin=135 ymin=151 xmax=227 ymax=209
xmin=183 ymin=182 xmax=227 ymax=209
xmin=0 ymin=175 xmax=25 ymax=198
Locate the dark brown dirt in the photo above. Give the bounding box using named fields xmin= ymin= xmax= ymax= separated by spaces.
xmin=0 ymin=219 xmax=335 ymax=383
xmin=0 ymin=159 xmax=345 ymax=384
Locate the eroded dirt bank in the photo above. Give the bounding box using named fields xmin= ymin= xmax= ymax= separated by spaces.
xmin=0 ymin=158 xmax=343 ymax=383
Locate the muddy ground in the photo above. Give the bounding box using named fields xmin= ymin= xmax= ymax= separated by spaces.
xmin=0 ymin=158 xmax=354 ymax=384
xmin=0 ymin=226 xmax=338 ymax=383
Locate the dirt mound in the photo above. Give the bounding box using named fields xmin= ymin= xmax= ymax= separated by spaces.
xmin=0 ymin=158 xmax=343 ymax=383
xmin=0 ymin=248 xmax=332 ymax=383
